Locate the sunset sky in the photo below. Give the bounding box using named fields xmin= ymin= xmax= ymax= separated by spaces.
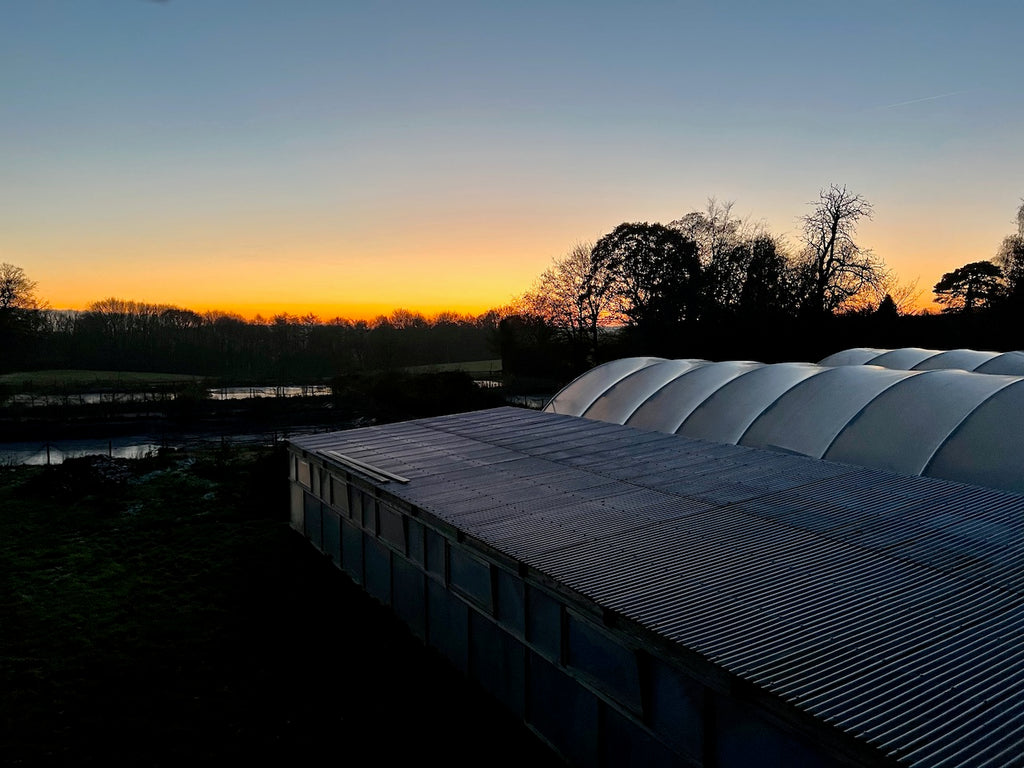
xmin=3 ymin=1 xmax=1022 ymax=319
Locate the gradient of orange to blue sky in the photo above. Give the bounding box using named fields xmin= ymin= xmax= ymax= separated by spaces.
xmin=3 ymin=1 xmax=1022 ymax=319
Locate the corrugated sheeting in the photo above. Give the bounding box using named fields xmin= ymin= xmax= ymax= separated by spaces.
xmin=290 ymin=407 xmax=1024 ymax=767
xmin=544 ymin=357 xmax=1024 ymax=494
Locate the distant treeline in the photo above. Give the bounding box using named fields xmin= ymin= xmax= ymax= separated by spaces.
xmin=3 ymin=302 xmax=503 ymax=380
xmin=3 ymin=190 xmax=1023 ymax=390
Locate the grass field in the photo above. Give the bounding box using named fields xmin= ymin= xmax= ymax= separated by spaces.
xmin=0 ymin=370 xmax=201 ymax=389
xmin=402 ymin=359 xmax=502 ymax=376
xmin=0 ymin=445 xmax=561 ymax=766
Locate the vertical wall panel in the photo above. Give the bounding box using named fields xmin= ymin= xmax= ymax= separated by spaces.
xmin=527 ymin=586 xmax=563 ymax=663
xmin=378 ymin=503 xmax=406 ymax=552
xmin=449 ymin=547 xmax=493 ymax=612
xmin=470 ymin=612 xmax=527 ymax=718
xmin=289 ymin=484 xmax=304 ymax=532
xmin=392 ymin=556 xmax=426 ymax=640
xmin=364 ymin=535 xmax=391 ymax=605
xmin=527 ymin=652 xmax=600 ymax=767
xmin=648 ymin=657 xmax=705 ymax=762
xmin=303 ymin=492 xmax=323 ymax=549
xmin=603 ymin=704 xmax=686 ymax=768
xmin=497 ymin=567 xmax=526 ymax=637
xmin=427 ymin=578 xmax=468 ymax=674
xmin=322 ymin=507 xmax=341 ymax=565
xmin=713 ymin=695 xmax=831 ymax=768
xmin=331 ymin=477 xmax=350 ymax=517
xmin=407 ymin=518 xmax=425 ymax=567
xmin=426 ymin=528 xmax=446 ymax=580
xmin=566 ymin=612 xmax=642 ymax=714
xmin=341 ymin=517 xmax=363 ymax=585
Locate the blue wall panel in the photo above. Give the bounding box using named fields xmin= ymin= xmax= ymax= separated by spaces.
xmin=470 ymin=611 xmax=526 ymax=718
xmin=322 ymin=506 xmax=341 ymax=565
xmin=527 ymin=652 xmax=600 ymax=767
xmin=392 ymin=555 xmax=426 ymax=640
xmin=364 ymin=534 xmax=391 ymax=605
xmin=341 ymin=517 xmax=363 ymax=585
xmin=427 ymin=578 xmax=468 ymax=674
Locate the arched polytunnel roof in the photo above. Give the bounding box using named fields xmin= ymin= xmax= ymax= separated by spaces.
xmin=818 ymin=347 xmax=1024 ymax=375
xmin=543 ymin=357 xmax=663 ymax=417
xmin=817 ymin=347 xmax=888 ymax=366
xmin=624 ymin=361 xmax=763 ymax=433
xmin=678 ymin=363 xmax=822 ymax=444
xmin=581 ymin=359 xmax=707 ymax=424
xmin=545 ymin=358 xmax=1024 ymax=494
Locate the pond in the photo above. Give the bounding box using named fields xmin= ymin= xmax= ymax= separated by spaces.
xmin=4 ymin=385 xmax=334 ymax=408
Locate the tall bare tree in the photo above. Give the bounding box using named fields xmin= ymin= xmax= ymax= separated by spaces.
xmin=0 ymin=263 xmax=41 ymax=312
xmin=521 ymin=241 xmax=613 ymax=362
xmin=796 ymin=184 xmax=887 ymax=315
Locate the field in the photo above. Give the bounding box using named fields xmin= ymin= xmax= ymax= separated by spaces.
xmin=402 ymin=359 xmax=502 ymax=376
xmin=0 ymin=445 xmax=561 ymax=766
xmin=0 ymin=370 xmax=201 ymax=390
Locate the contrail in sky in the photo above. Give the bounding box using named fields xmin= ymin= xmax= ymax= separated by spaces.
xmin=876 ymin=91 xmax=967 ymax=110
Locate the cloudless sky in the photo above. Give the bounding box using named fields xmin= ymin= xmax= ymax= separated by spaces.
xmin=3 ymin=0 xmax=1022 ymax=319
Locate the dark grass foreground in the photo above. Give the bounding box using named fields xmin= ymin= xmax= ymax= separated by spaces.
xmin=0 ymin=445 xmax=564 ymax=767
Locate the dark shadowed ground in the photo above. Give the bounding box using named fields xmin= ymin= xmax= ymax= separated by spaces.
xmin=0 ymin=445 xmax=564 ymax=767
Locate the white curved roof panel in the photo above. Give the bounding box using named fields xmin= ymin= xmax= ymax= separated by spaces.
xmin=924 ymin=379 xmax=1024 ymax=492
xmin=624 ymin=361 xmax=763 ymax=434
xmin=678 ymin=363 xmax=823 ymax=444
xmin=819 ymin=347 xmax=1024 ymax=376
xmin=822 ymin=370 xmax=1017 ymax=477
xmin=544 ymin=357 xmax=663 ymax=416
xmin=817 ymin=348 xmax=887 ymax=366
xmin=740 ymin=365 xmax=918 ymax=458
xmin=582 ymin=359 xmax=708 ymax=425
xmin=545 ymin=356 xmax=1024 ymax=494
xmin=866 ymin=347 xmax=942 ymax=370
xmin=911 ymin=348 xmax=999 ymax=371
xmin=975 ymin=351 xmax=1024 ymax=376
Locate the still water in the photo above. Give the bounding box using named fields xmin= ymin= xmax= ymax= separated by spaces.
xmin=6 ymin=385 xmax=333 ymax=408
xmin=0 ymin=438 xmax=162 ymax=466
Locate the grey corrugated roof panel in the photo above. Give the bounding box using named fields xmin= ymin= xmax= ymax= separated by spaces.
xmin=288 ymin=408 xmax=1024 ymax=766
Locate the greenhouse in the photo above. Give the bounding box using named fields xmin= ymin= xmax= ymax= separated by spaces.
xmin=544 ymin=352 xmax=1024 ymax=494
xmin=818 ymin=346 xmax=1024 ymax=375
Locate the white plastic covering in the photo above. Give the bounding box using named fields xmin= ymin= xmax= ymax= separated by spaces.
xmin=865 ymin=347 xmax=942 ymax=370
xmin=925 ymin=379 xmax=1024 ymax=488
xmin=678 ymin=363 xmax=822 ymax=444
xmin=817 ymin=348 xmax=888 ymax=366
xmin=582 ymin=359 xmax=707 ymax=424
xmin=822 ymin=370 xmax=1016 ymax=477
xmin=544 ymin=357 xmax=663 ymax=416
xmin=546 ymin=357 xmax=1024 ymax=494
xmin=739 ymin=365 xmax=917 ymax=458
xmin=913 ymin=349 xmax=1000 ymax=371
xmin=819 ymin=347 xmax=1024 ymax=375
xmin=974 ymin=351 xmax=1024 ymax=376
xmin=623 ymin=361 xmax=763 ymax=434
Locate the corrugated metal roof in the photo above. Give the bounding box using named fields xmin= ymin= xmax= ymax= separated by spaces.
xmin=290 ymin=407 xmax=1024 ymax=767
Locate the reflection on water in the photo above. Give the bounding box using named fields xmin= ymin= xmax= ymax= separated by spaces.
xmin=5 ymin=385 xmax=334 ymax=408
xmin=0 ymin=439 xmax=161 ymax=466
xmin=207 ymin=385 xmax=332 ymax=400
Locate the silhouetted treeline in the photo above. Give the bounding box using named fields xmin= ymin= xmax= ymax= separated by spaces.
xmin=6 ymin=303 xmax=503 ymax=379
xmin=507 ymin=192 xmax=1024 ymax=384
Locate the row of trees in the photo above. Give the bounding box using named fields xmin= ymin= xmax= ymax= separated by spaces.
xmin=0 ymin=291 xmax=504 ymax=379
xmin=521 ymin=189 xmax=1024 ymax=367
xmin=520 ymin=185 xmax=903 ymax=363
xmin=3 ymin=190 xmax=1022 ymax=387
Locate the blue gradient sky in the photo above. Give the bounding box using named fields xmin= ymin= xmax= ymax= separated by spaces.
xmin=3 ymin=0 xmax=1022 ymax=317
